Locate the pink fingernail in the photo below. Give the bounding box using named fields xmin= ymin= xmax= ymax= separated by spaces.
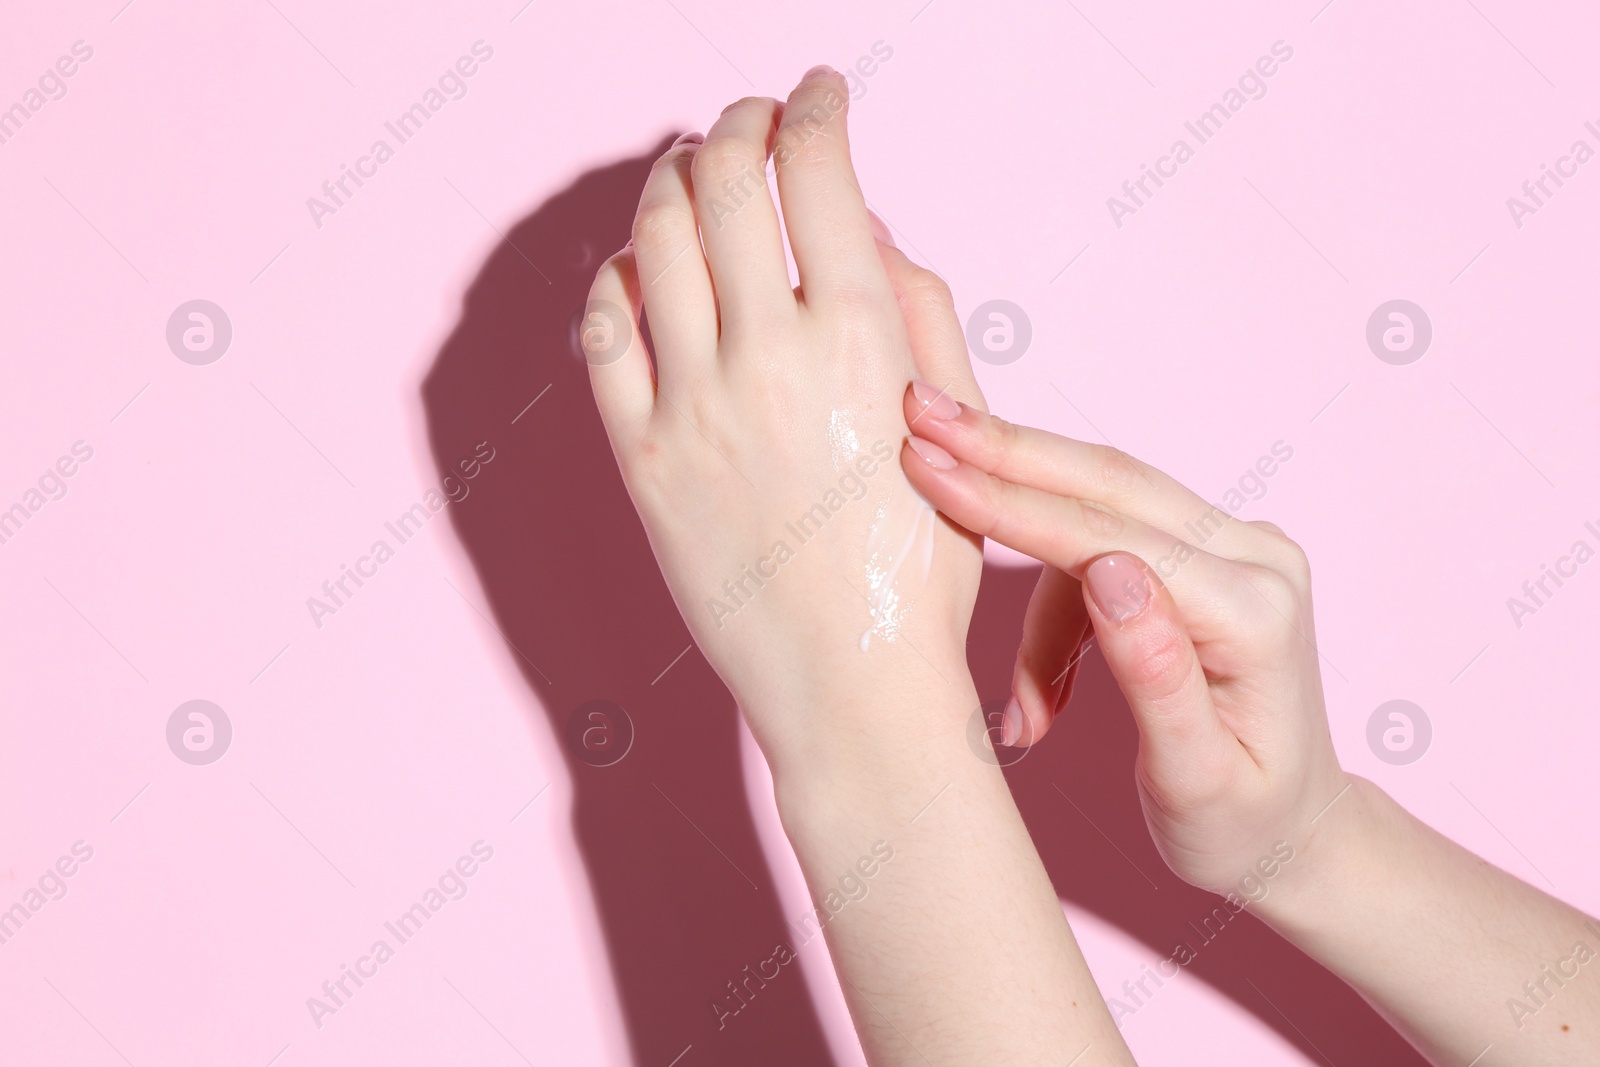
xmin=804 ymin=64 xmax=837 ymax=79
xmin=1085 ymin=554 xmax=1152 ymax=627
xmin=910 ymin=380 xmax=960 ymax=420
xmin=673 ymin=131 xmax=704 ymax=147
xmin=906 ymin=435 xmax=958 ymax=470
xmin=1000 ymin=697 xmax=1024 ymax=747
xmin=867 ymin=209 xmax=896 ymax=248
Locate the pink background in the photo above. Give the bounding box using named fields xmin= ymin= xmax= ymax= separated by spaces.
xmin=3 ymin=1 xmax=1597 ymax=1064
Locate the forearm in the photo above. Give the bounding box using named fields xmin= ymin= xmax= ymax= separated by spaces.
xmin=1256 ymin=775 xmax=1600 ymax=1065
xmin=765 ymin=677 xmax=1134 ymax=1066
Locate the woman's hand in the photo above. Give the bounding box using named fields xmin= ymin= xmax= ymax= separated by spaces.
xmin=582 ymin=72 xmax=1140 ymax=1067
xmin=898 ymin=393 xmax=1349 ymax=895
xmin=899 ymin=395 xmax=1600 ymax=1066
xmin=582 ymin=70 xmax=987 ymax=765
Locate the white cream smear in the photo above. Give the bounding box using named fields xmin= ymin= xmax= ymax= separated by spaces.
xmin=827 ymin=408 xmax=936 ymax=652
xmin=828 ymin=409 xmax=860 ymax=472
xmin=859 ymin=483 xmax=936 ymax=651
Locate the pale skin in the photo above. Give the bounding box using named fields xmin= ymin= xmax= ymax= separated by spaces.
xmin=584 ymin=65 xmax=1598 ymax=1065
xmin=899 ymin=396 xmax=1600 ymax=1066
xmin=584 ymin=65 xmax=1132 ymax=1066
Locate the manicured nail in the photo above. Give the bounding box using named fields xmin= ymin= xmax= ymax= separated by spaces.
xmin=906 ymin=435 xmax=958 ymax=471
xmin=867 ymin=209 xmax=896 ymax=248
xmin=804 ymin=64 xmax=837 ymax=79
xmin=673 ymin=131 xmax=704 ymax=146
xmin=1085 ymin=554 xmax=1152 ymax=627
xmin=910 ymin=380 xmax=960 ymax=420
xmin=1000 ymin=697 xmax=1024 ymax=747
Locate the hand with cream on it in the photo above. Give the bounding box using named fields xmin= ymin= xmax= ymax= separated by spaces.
xmin=896 ymin=396 xmax=1349 ymax=898
xmin=583 ymin=72 xmax=1142 ymax=1067
xmin=581 ymin=68 xmax=986 ymax=761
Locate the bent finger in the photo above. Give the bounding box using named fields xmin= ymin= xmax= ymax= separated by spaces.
xmin=1003 ymin=565 xmax=1089 ymax=748
xmin=583 ymin=245 xmax=653 ymax=444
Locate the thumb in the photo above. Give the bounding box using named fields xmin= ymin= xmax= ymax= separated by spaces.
xmin=1082 ymin=553 xmax=1229 ymax=783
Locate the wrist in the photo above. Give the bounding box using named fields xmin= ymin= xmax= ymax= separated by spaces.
xmin=1251 ymin=774 xmax=1404 ymax=934
xmin=738 ymin=636 xmax=976 ymax=756
xmin=756 ymin=669 xmax=985 ymax=832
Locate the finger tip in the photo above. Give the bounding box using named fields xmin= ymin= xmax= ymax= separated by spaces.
xmin=904 ymin=434 xmax=958 ymax=472
xmin=901 ymin=381 xmax=922 ymax=419
xmin=866 ymin=209 xmax=896 ymax=247
xmin=1084 ymin=553 xmax=1159 ymax=629
xmin=1022 ymin=710 xmax=1051 ymax=748
xmin=1000 ymin=696 xmax=1024 ymax=747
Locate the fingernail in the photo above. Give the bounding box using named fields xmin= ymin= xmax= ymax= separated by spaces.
xmin=673 ymin=131 xmax=704 ymax=146
xmin=906 ymin=435 xmax=958 ymax=471
xmin=867 ymin=209 xmax=896 ymax=248
xmin=910 ymin=380 xmax=960 ymax=420
xmin=804 ymin=64 xmax=837 ymax=79
xmin=1085 ymin=554 xmax=1152 ymax=627
xmin=1000 ymin=697 xmax=1024 ymax=747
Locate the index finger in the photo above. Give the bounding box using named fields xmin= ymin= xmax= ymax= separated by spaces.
xmin=901 ymin=389 xmax=1271 ymax=563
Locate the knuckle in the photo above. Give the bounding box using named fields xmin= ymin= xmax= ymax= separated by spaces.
xmin=1092 ymin=444 xmax=1143 ymax=494
xmin=1275 ymin=534 xmax=1313 ymax=589
xmin=972 ymin=475 xmax=1018 ymax=540
xmin=1076 ymin=498 xmax=1124 ymax=539
xmin=632 ymin=202 xmax=694 ymax=252
xmin=774 ymin=100 xmax=847 ymax=170
xmin=719 ymin=94 xmax=769 ymax=117
xmin=988 ymin=415 xmax=1023 ymax=472
xmin=1126 ymin=622 xmax=1197 ymax=705
xmin=1249 ymin=520 xmax=1311 ymax=589
xmin=776 ymin=126 xmax=836 ymax=171
xmin=905 ymin=266 xmax=954 ymax=308
xmin=594 ymin=247 xmax=631 ymax=282
xmin=1237 ymin=564 xmax=1304 ymax=638
xmin=690 ymin=136 xmax=761 ymax=187
xmin=650 ymin=142 xmax=696 ymax=174
xmin=903 ymin=285 xmax=955 ymax=330
xmin=786 ymin=81 xmax=848 ymax=122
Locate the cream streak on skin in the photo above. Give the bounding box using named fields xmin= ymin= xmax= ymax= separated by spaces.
xmin=700 ymin=414 xmax=934 ymax=643
xmin=826 ymin=408 xmax=935 ymax=652
xmin=859 ymin=483 xmax=935 ymax=651
xmin=828 ymin=409 xmax=860 ymax=472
